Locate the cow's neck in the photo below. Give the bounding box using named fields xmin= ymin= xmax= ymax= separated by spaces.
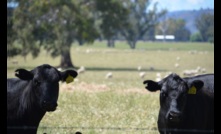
xmin=17 ymin=82 xmax=46 ymax=126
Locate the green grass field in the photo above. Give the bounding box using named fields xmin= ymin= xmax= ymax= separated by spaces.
xmin=7 ymin=41 xmax=214 ymax=134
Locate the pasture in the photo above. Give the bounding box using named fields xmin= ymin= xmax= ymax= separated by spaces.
xmin=7 ymin=41 xmax=214 ymax=134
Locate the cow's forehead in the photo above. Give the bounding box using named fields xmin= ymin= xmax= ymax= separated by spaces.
xmin=32 ymin=65 xmax=60 ymax=81
xmin=162 ymin=75 xmax=187 ymax=92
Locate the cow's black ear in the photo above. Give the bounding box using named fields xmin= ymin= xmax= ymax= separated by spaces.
xmin=143 ymin=80 xmax=161 ymax=92
xmin=187 ymin=80 xmax=204 ymax=94
xmin=15 ymin=69 xmax=33 ymax=80
xmin=60 ymin=70 xmax=78 ymax=83
xmin=191 ymin=80 xmax=204 ymax=90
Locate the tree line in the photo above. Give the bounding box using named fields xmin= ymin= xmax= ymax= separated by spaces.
xmin=7 ymin=0 xmax=214 ymax=68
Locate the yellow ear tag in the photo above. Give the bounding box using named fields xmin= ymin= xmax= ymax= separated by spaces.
xmin=188 ymin=86 xmax=196 ymax=94
xmin=66 ymin=75 xmax=74 ymax=84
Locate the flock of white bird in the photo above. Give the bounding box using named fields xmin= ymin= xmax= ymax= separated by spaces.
xmin=70 ymin=53 xmax=207 ymax=82
xmin=56 ymin=54 xmax=207 ymax=83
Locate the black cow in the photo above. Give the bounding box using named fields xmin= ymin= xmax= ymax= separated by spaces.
xmin=7 ymin=64 xmax=78 ymax=134
xmin=143 ymin=73 xmax=214 ymax=134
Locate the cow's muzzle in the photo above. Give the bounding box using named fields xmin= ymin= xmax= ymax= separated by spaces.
xmin=42 ymin=101 xmax=58 ymax=111
xmin=168 ymin=111 xmax=181 ymax=123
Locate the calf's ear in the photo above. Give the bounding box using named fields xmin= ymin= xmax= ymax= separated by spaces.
xmin=187 ymin=80 xmax=204 ymax=94
xmin=60 ymin=70 xmax=78 ymax=83
xmin=143 ymin=80 xmax=161 ymax=92
xmin=15 ymin=69 xmax=34 ymax=80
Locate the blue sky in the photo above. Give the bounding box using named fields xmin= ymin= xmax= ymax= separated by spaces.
xmin=150 ymin=0 xmax=214 ymax=11
xmin=8 ymin=0 xmax=214 ymax=11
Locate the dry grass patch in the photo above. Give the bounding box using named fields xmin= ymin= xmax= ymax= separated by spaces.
xmin=60 ymin=82 xmax=110 ymax=92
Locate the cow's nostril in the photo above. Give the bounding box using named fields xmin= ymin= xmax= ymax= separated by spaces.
xmin=169 ymin=111 xmax=180 ymax=117
xmin=168 ymin=111 xmax=181 ymax=122
xmin=43 ymin=101 xmax=47 ymax=106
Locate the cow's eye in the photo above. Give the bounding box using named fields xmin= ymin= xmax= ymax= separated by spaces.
xmin=179 ymin=93 xmax=186 ymax=98
xmin=161 ymin=92 xmax=167 ymax=97
xmin=34 ymin=79 xmax=41 ymax=86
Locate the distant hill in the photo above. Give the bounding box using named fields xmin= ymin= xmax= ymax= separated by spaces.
xmin=164 ymin=9 xmax=214 ymax=34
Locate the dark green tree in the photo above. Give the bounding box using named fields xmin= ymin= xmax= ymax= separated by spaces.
xmin=190 ymin=32 xmax=203 ymax=42
xmin=8 ymin=0 xmax=130 ymax=68
xmin=120 ymin=0 xmax=166 ymax=49
xmin=11 ymin=0 xmax=41 ymax=61
xmin=156 ymin=18 xmax=191 ymax=41
xmin=7 ymin=1 xmax=23 ymax=59
xmin=94 ymin=0 xmax=129 ymax=47
xmin=7 ymin=6 xmax=19 ymax=58
xmin=195 ymin=13 xmax=214 ymax=42
xmin=36 ymin=0 xmax=100 ymax=68
xmin=11 ymin=0 xmax=99 ymax=68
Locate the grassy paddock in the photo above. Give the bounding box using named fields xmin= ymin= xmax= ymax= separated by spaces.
xmin=7 ymin=41 xmax=214 ymax=134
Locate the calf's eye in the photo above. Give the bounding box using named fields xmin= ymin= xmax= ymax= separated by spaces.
xmin=34 ymin=79 xmax=41 ymax=86
xmin=161 ymin=92 xmax=167 ymax=97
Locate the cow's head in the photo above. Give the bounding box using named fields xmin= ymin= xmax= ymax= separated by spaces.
xmin=15 ymin=64 xmax=78 ymax=112
xmin=143 ymin=73 xmax=204 ymax=125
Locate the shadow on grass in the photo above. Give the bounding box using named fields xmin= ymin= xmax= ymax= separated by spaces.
xmin=77 ymin=67 xmax=168 ymax=72
xmin=7 ymin=66 xmax=168 ymax=72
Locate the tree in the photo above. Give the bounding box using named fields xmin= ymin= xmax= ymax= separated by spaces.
xmin=172 ymin=19 xmax=190 ymax=41
xmin=156 ymin=18 xmax=191 ymax=41
xmin=195 ymin=13 xmax=214 ymax=42
xmin=8 ymin=0 xmax=130 ymax=68
xmin=11 ymin=0 xmax=42 ymax=61
xmin=120 ymin=0 xmax=166 ymax=49
xmin=7 ymin=1 xmax=23 ymax=59
xmin=190 ymin=32 xmax=203 ymax=42
xmin=11 ymin=0 xmax=99 ymax=68
xmin=157 ymin=16 xmax=170 ymax=42
xmin=94 ymin=0 xmax=129 ymax=47
xmin=7 ymin=6 xmax=18 ymax=58
xmin=37 ymin=0 xmax=101 ymax=68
